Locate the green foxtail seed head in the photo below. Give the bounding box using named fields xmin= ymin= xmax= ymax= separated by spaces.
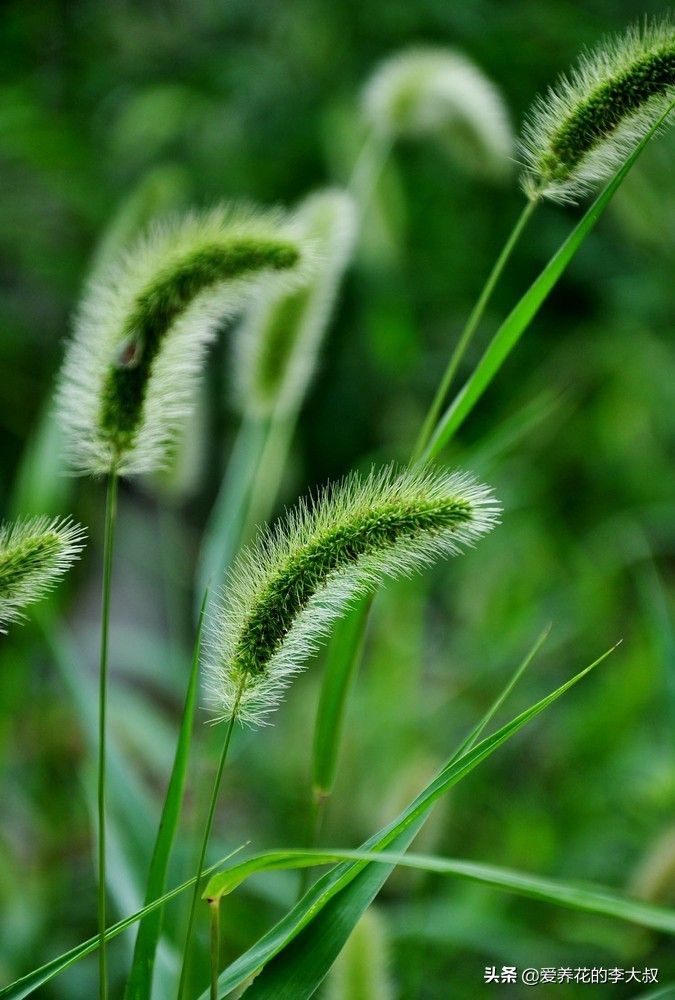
xmin=234 ymin=189 xmax=357 ymax=418
xmin=520 ymin=17 xmax=675 ymax=204
xmin=205 ymin=465 xmax=499 ymax=725
xmin=362 ymin=47 xmax=513 ymax=177
xmin=57 ymin=203 xmax=308 ymax=476
xmin=0 ymin=516 xmax=86 ymax=632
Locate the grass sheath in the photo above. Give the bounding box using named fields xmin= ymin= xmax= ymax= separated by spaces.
xmin=97 ymin=471 xmax=118 ymax=1000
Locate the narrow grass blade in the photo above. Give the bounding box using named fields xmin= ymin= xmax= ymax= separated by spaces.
xmin=312 ymin=597 xmax=370 ymax=798
xmin=123 ymin=588 xmax=210 ymax=1000
xmin=202 ymin=847 xmax=675 ymax=936
xmin=451 ymin=623 xmax=551 ymax=762
xmin=0 ymin=851 xmax=244 ymax=1000
xmin=200 ymin=643 xmax=617 ymax=999
xmin=467 ymin=388 xmax=567 ymax=474
xmin=422 ymin=105 xmax=675 ymax=462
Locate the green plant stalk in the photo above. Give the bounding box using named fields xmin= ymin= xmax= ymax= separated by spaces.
xmin=176 ymin=685 xmax=242 ymax=1000
xmin=406 ymin=624 xmax=550 ymax=1000
xmin=421 ymin=102 xmax=675 ymax=462
xmin=209 ymin=901 xmax=221 ymax=1000
xmin=2 ymin=643 xmax=608 ymax=1000
xmin=124 ymin=589 xmax=210 ymax=1000
xmin=308 ymin=199 xmax=534 ymax=837
xmin=98 ymin=471 xmax=118 ymax=1000
xmin=309 ymin=105 xmax=672 ymax=839
xmin=0 ymin=850 xmax=244 ymax=1000
xmin=200 ymin=644 xmax=616 ymax=998
xmin=411 ymin=197 xmax=537 ymax=463
xmin=306 ymin=193 xmax=532 ymax=835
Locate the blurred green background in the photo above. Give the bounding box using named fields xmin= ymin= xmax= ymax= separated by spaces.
xmin=1 ymin=1 xmax=674 ymax=998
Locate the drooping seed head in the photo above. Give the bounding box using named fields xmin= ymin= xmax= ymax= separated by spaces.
xmin=363 ymin=47 xmax=513 ymax=177
xmin=205 ymin=465 xmax=499 ymax=726
xmin=0 ymin=516 xmax=86 ymax=632
xmin=234 ymin=188 xmax=357 ymax=418
xmin=57 ymin=203 xmax=308 ymax=476
xmin=520 ymin=17 xmax=675 ymax=204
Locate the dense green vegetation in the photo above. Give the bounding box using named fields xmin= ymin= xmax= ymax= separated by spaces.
xmin=0 ymin=2 xmax=674 ymax=998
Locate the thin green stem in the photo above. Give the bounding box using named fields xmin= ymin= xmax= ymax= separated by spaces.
xmin=209 ymin=901 xmax=221 ymax=1000
xmin=176 ymin=688 xmax=241 ymax=1000
xmin=411 ymin=197 xmax=537 ymax=464
xmin=98 ymin=471 xmax=118 ymax=1000
xmin=304 ymin=202 xmax=536 ymax=880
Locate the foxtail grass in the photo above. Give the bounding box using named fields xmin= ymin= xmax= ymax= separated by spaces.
xmin=56 ymin=199 xmax=308 ymax=1000
xmin=205 ymin=465 xmax=499 ymax=726
xmin=520 ymin=17 xmax=675 ymax=204
xmin=57 ymin=202 xmax=307 ymax=478
xmin=0 ymin=516 xmax=85 ymax=632
xmin=363 ymin=46 xmax=513 ymax=178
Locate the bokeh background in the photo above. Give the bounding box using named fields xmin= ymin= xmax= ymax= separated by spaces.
xmin=1 ymin=1 xmax=674 ymax=998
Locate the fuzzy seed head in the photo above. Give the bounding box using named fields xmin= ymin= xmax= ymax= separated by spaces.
xmin=363 ymin=47 xmax=513 ymax=177
xmin=0 ymin=517 xmax=86 ymax=632
xmin=205 ymin=465 xmax=499 ymax=726
xmin=520 ymin=18 xmax=675 ymax=203
xmin=57 ymin=203 xmax=308 ymax=476
xmin=234 ymin=189 xmax=357 ymax=417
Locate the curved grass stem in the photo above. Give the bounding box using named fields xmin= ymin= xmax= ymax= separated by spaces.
xmin=176 ymin=686 xmax=242 ymax=1000
xmin=411 ymin=197 xmax=537 ymax=464
xmin=98 ymin=471 xmax=118 ymax=1000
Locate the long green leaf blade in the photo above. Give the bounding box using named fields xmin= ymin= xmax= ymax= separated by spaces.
xmin=203 ymin=848 xmax=675 ymax=936
xmin=202 ymin=643 xmax=616 ymax=999
xmin=450 ymin=623 xmax=550 ymax=762
xmin=423 ymin=105 xmax=674 ymax=462
xmin=123 ymin=589 xmax=210 ymax=1000
xmin=0 ymin=851 xmax=243 ymax=1000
